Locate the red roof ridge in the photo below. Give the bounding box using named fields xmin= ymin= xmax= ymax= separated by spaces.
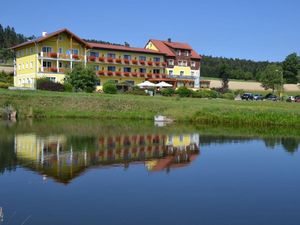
xmin=88 ymin=42 xmax=165 ymax=55
xmin=11 ymin=28 xmax=90 ymax=49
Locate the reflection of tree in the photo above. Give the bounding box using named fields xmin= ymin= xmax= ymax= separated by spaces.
xmin=263 ymin=138 xmax=281 ymax=149
xmin=281 ymin=138 xmax=299 ymax=154
xmin=0 ymin=137 xmax=17 ymax=174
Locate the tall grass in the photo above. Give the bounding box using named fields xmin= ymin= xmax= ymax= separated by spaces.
xmin=0 ymin=89 xmax=299 ymax=127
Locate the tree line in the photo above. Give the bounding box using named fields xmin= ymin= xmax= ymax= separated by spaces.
xmin=203 ymin=54 xmax=300 ymax=85
xmin=0 ymin=24 xmax=32 ymax=63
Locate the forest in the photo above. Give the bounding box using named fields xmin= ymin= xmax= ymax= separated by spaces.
xmin=0 ymin=24 xmax=31 ymax=63
xmin=201 ymin=55 xmax=279 ymax=80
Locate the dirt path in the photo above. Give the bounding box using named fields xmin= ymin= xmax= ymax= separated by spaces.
xmin=0 ymin=66 xmax=14 ymax=73
xmin=208 ymin=80 xmax=300 ymax=92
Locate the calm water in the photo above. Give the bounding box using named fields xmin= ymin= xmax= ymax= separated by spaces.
xmin=0 ymin=120 xmax=299 ymax=225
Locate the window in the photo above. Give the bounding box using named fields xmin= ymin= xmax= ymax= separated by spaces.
xmin=124 ymin=55 xmax=131 ymax=60
xmin=191 ymin=61 xmax=196 ymax=67
xmin=94 ymin=65 xmax=99 ymax=71
xmin=26 ymin=62 xmax=28 ymax=69
xmin=139 ymin=56 xmax=146 ymax=61
xmin=47 ymin=77 xmax=56 ymax=82
xmin=72 ymin=49 xmax=79 ymax=55
xmin=177 ymin=50 xmax=181 ymax=56
xmin=185 ymin=51 xmax=189 ymax=56
xmin=90 ymin=51 xmax=99 ymax=57
xmin=153 ymin=69 xmax=160 ymax=74
xmin=179 ymin=135 xmax=184 ymax=142
xmin=169 ymin=70 xmax=173 ymax=75
xmin=139 ymin=68 xmax=146 ymax=73
xmin=30 ymin=48 xmax=33 ymax=54
xmin=22 ymin=64 xmax=24 ymax=69
xmin=124 ymin=67 xmax=131 ymax=72
xmin=96 ymin=79 xmax=101 ymax=86
xmin=59 ymin=62 xmax=63 ymax=68
xmin=168 ymin=59 xmax=174 ymax=66
xmin=18 ymin=64 xmax=21 ymax=70
xmin=191 ymin=71 xmax=195 ymax=76
xmin=153 ymin=57 xmax=160 ymax=62
xmin=42 ymin=47 xmax=52 ymax=53
xmin=27 ymin=78 xmax=31 ymax=84
xmin=25 ymin=48 xmax=28 ymax=55
xmin=30 ymin=62 xmax=33 ymax=69
xmin=43 ymin=61 xmax=52 ymax=68
xmin=108 ymin=66 xmax=116 ymax=72
xmin=178 ymin=60 xmax=187 ymax=66
xmin=180 ymin=71 xmax=184 ymax=76
xmin=58 ymin=48 xmax=63 ymax=54
xmin=107 ymin=53 xmax=116 ymax=59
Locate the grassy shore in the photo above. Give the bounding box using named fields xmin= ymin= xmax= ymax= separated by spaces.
xmin=0 ymin=89 xmax=300 ymax=127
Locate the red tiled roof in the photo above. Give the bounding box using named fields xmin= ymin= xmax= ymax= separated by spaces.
xmin=11 ymin=28 xmax=90 ymax=49
xmin=163 ymin=41 xmax=192 ymax=50
xmin=88 ymin=42 xmax=164 ymax=55
xmin=147 ymin=39 xmax=202 ymax=60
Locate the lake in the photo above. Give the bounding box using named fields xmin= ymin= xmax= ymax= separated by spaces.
xmin=0 ymin=119 xmax=299 ymax=225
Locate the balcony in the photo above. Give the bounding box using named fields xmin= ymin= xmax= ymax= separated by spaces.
xmin=40 ymin=52 xmax=84 ymax=61
xmin=167 ymin=75 xmax=196 ymax=80
xmin=96 ymin=71 xmax=167 ymax=79
xmin=87 ymin=57 xmax=166 ymax=67
xmin=40 ymin=67 xmax=66 ymax=73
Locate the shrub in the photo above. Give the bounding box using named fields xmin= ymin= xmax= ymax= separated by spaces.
xmin=221 ymin=92 xmax=235 ymax=100
xmin=0 ymin=82 xmax=9 ymax=89
xmin=126 ymin=88 xmax=148 ymax=96
xmin=161 ymin=88 xmax=175 ymax=96
xmin=103 ymin=81 xmax=117 ymax=94
xmin=175 ymin=87 xmax=192 ymax=97
xmin=37 ymin=78 xmax=64 ymax=92
xmin=65 ymin=64 xmax=97 ymax=93
xmin=191 ymin=89 xmax=220 ymax=98
xmin=64 ymin=83 xmax=73 ymax=92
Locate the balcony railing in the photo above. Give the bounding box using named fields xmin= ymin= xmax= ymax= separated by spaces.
xmin=167 ymin=75 xmax=196 ymax=80
xmin=40 ymin=52 xmax=84 ymax=61
xmin=97 ymin=71 xmax=167 ymax=79
xmin=87 ymin=57 xmax=167 ymax=67
xmin=40 ymin=67 xmax=66 ymax=73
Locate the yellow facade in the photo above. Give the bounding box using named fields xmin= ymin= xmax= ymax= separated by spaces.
xmin=145 ymin=41 xmax=159 ymax=51
xmin=13 ymin=29 xmax=201 ymax=89
xmin=13 ymin=31 xmax=166 ymax=89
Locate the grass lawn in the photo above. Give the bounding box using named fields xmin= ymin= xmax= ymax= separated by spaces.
xmin=0 ymin=89 xmax=299 ymax=127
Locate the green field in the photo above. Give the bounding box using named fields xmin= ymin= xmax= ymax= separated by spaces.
xmin=0 ymin=89 xmax=300 ymax=127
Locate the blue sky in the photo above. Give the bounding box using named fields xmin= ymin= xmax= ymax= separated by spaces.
xmin=1 ymin=0 xmax=299 ymax=61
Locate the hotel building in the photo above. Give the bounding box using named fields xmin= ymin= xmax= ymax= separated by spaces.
xmin=12 ymin=29 xmax=202 ymax=89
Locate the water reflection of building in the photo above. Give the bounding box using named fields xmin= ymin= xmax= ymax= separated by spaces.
xmin=14 ymin=133 xmax=200 ymax=184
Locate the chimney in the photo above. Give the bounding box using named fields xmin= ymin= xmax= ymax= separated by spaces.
xmin=167 ymin=38 xmax=172 ymax=43
xmin=124 ymin=42 xmax=130 ymax=47
xmin=42 ymin=32 xmax=47 ymax=37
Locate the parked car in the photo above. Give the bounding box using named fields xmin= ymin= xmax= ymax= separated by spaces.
xmin=295 ymin=95 xmax=300 ymax=103
xmin=253 ymin=94 xmax=263 ymax=101
xmin=265 ymin=93 xmax=278 ymax=101
xmin=241 ymin=93 xmax=254 ymax=100
xmin=286 ymin=96 xmax=295 ymax=102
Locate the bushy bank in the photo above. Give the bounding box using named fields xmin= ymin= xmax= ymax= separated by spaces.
xmin=0 ymin=89 xmax=299 ymax=127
